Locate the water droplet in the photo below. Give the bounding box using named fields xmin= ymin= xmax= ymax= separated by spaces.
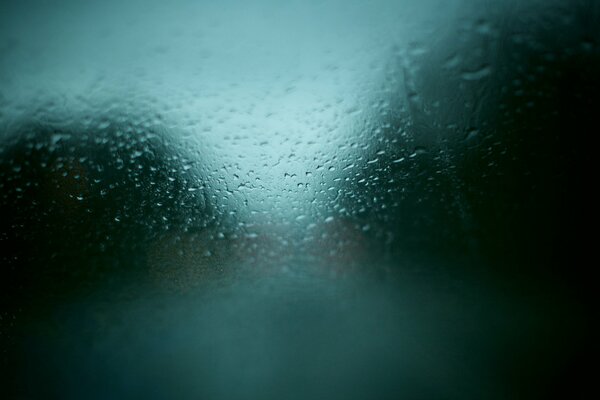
xmin=461 ymin=65 xmax=493 ymax=81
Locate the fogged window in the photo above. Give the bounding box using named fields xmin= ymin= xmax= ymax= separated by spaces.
xmin=1 ymin=1 xmax=596 ymax=399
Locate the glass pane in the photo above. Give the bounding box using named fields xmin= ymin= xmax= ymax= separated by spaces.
xmin=1 ymin=0 xmax=596 ymax=398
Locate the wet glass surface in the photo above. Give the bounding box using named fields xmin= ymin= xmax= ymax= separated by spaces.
xmin=1 ymin=0 xmax=597 ymax=398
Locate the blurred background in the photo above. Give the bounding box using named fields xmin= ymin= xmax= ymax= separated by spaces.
xmin=1 ymin=0 xmax=597 ymax=398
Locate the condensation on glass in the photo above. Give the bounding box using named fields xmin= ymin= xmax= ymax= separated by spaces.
xmin=0 ymin=0 xmax=597 ymax=399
